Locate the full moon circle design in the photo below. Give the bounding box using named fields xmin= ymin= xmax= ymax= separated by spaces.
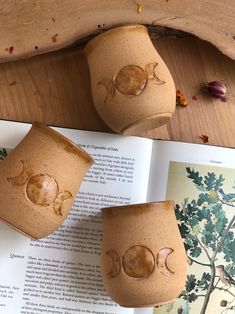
xmin=26 ymin=174 xmax=59 ymax=206
xmin=122 ymin=245 xmax=155 ymax=278
xmin=115 ymin=65 xmax=147 ymax=96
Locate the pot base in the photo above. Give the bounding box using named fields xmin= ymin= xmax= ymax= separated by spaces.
xmin=121 ymin=112 xmax=172 ymax=135
xmin=118 ymin=297 xmax=178 ymax=308
xmin=0 ymin=216 xmax=36 ymax=240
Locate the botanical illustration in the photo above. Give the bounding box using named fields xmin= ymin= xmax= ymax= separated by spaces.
xmin=156 ymin=162 xmax=235 ymax=314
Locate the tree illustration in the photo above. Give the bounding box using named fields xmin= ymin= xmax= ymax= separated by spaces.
xmin=175 ymin=167 xmax=235 ymax=314
xmin=0 ymin=148 xmax=7 ymax=160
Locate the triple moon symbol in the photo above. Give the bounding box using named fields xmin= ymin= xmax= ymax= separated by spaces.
xmin=7 ymin=160 xmax=72 ymax=216
xmin=98 ymin=62 xmax=165 ymax=103
xmin=105 ymin=245 xmax=174 ymax=279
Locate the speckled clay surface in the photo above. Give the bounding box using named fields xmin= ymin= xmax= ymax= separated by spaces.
xmin=101 ymin=201 xmax=187 ymax=307
xmin=0 ymin=122 xmax=93 ymax=239
xmin=85 ymin=25 xmax=176 ymax=135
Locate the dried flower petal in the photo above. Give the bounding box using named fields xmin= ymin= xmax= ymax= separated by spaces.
xmin=192 ymin=95 xmax=197 ymax=100
xmin=176 ymin=89 xmax=188 ymax=107
xmin=204 ymin=81 xmax=227 ymax=102
xmin=134 ymin=1 xmax=142 ymax=13
xmin=5 ymin=46 xmax=14 ymax=54
xmin=199 ymin=135 xmax=209 ymax=143
xmin=52 ymin=34 xmax=59 ymax=43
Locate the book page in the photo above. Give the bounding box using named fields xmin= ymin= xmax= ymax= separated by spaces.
xmin=134 ymin=308 xmax=154 ymax=314
xmin=147 ymin=141 xmax=235 ymax=201
xmin=147 ymin=141 xmax=235 ymax=314
xmin=0 ymin=121 xmax=153 ymax=314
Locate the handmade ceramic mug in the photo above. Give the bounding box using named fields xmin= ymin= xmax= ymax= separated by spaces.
xmin=101 ymin=201 xmax=187 ymax=307
xmin=85 ymin=24 xmax=176 ymax=135
xmin=0 ymin=122 xmax=93 ymax=239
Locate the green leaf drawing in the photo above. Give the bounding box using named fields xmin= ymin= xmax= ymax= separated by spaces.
xmin=214 ymin=174 xmax=225 ymax=191
xmin=197 ymin=272 xmax=211 ymax=290
xmin=223 ymin=238 xmax=235 ymax=262
xmin=175 ymin=167 xmax=235 ymax=314
xmin=204 ymin=172 xmax=217 ymax=190
xmin=218 ymin=188 xmax=235 ymax=203
xmin=204 ymin=173 xmax=225 ymax=191
xmin=190 ymin=246 xmax=202 ymax=257
xmin=185 ymin=274 xmax=197 ymax=292
xmin=225 ymin=263 xmax=235 ymax=276
xmin=186 ymin=167 xmax=203 ymax=187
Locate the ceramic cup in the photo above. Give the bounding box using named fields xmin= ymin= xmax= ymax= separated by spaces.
xmin=0 ymin=122 xmax=93 ymax=239
xmin=85 ymin=24 xmax=176 ymax=135
xmin=101 ymin=201 xmax=187 ymax=308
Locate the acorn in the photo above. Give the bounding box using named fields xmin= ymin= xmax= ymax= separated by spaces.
xmin=177 ymin=306 xmax=183 ymax=314
xmin=220 ymin=300 xmax=228 ymax=307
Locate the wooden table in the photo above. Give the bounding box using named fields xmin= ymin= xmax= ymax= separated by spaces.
xmin=0 ymin=35 xmax=235 ymax=148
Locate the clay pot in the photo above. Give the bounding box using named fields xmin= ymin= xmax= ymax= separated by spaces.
xmin=101 ymin=201 xmax=187 ymax=308
xmin=85 ymin=24 xmax=176 ymax=135
xmin=0 ymin=122 xmax=93 ymax=239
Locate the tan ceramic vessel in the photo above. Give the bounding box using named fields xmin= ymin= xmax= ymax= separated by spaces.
xmin=0 ymin=122 xmax=93 ymax=239
xmin=101 ymin=201 xmax=187 ymax=307
xmin=85 ymin=24 xmax=176 ymax=135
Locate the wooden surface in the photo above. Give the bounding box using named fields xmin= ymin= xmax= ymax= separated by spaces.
xmin=0 ymin=0 xmax=235 ymax=62
xmin=0 ymin=35 xmax=235 ymax=148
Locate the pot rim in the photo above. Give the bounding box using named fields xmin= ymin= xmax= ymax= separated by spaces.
xmin=32 ymin=122 xmax=94 ymax=164
xmin=101 ymin=200 xmax=174 ymax=214
xmin=84 ymin=24 xmax=148 ymax=56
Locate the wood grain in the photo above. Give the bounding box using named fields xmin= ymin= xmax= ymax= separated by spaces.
xmin=0 ymin=0 xmax=234 ymax=62
xmin=0 ymin=36 xmax=235 ymax=147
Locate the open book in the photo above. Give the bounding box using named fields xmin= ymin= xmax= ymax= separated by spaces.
xmin=0 ymin=120 xmax=234 ymax=314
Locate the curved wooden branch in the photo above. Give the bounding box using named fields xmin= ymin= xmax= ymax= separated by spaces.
xmin=188 ymin=256 xmax=211 ymax=267
xmin=215 ymin=287 xmax=235 ymax=298
xmin=0 ymin=0 xmax=234 ymax=63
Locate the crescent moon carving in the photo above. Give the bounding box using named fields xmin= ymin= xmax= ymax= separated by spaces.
xmin=145 ymin=62 xmax=165 ymax=85
xmin=7 ymin=160 xmax=32 ymax=186
xmin=105 ymin=250 xmax=121 ymax=278
xmin=53 ymin=191 xmax=73 ymax=216
xmin=98 ymin=78 xmax=116 ymax=103
xmin=156 ymin=247 xmax=174 ymax=276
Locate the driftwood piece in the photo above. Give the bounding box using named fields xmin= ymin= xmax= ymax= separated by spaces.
xmin=0 ymin=0 xmax=234 ymax=63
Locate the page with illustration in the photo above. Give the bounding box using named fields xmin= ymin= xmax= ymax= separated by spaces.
xmin=0 ymin=120 xmax=153 ymax=314
xmin=147 ymin=141 xmax=235 ymax=314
